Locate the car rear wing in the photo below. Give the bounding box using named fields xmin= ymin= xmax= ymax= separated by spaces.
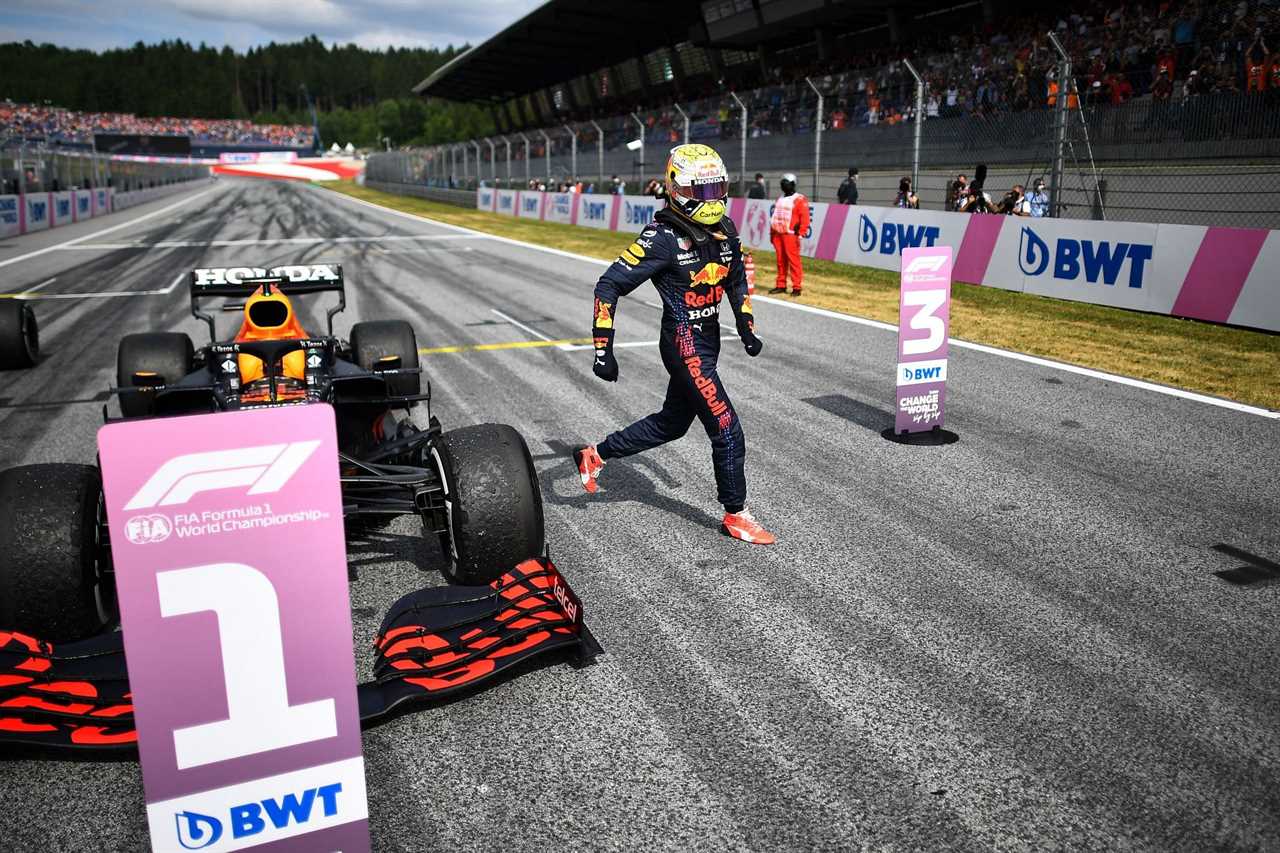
xmin=189 ymin=263 xmax=346 ymax=338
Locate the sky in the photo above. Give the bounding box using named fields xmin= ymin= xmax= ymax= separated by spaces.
xmin=1 ymin=0 xmax=547 ymax=52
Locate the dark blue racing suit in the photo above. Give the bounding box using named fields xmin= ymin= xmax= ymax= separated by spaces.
xmin=591 ymin=208 xmax=760 ymax=512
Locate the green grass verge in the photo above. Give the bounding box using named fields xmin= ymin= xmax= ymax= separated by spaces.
xmin=322 ymin=180 xmax=1280 ymax=411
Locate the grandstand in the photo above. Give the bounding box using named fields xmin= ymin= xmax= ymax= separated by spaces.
xmin=0 ymin=101 xmax=316 ymax=155
xmin=383 ymin=0 xmax=1280 ymax=228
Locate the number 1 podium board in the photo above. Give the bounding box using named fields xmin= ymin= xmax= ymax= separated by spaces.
xmin=99 ymin=404 xmax=370 ymax=853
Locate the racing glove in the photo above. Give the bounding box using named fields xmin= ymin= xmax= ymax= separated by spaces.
xmin=592 ymin=297 xmax=619 ymax=381
xmin=592 ymin=339 xmax=619 ymax=381
xmin=737 ymin=316 xmax=763 ymax=357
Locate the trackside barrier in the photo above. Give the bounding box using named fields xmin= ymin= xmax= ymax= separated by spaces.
xmin=111 ymin=180 xmax=205 ymax=212
xmin=0 ymin=179 xmax=207 ymax=236
xmin=478 ymin=189 xmax=1280 ymax=333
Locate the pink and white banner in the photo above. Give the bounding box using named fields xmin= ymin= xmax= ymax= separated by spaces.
xmin=543 ymin=192 xmax=576 ymax=225
xmin=481 ymin=189 xmax=1280 ymax=333
xmin=22 ymin=194 xmax=50 ymax=232
xmin=516 ymin=191 xmax=544 ymax=219
xmin=575 ymin=194 xmax=616 ymax=230
xmin=0 ymin=195 xmax=19 ymax=238
xmin=211 ymin=158 xmax=361 ymax=182
xmin=50 ymin=191 xmax=74 ymax=227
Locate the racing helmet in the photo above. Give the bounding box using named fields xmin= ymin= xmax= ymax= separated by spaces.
xmin=779 ymin=173 xmax=797 ymax=195
xmin=664 ymin=144 xmax=729 ymax=227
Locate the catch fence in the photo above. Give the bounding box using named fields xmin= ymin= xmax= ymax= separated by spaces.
xmin=371 ymin=54 xmax=1280 ymax=229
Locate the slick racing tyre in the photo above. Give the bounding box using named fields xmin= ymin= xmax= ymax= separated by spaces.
xmin=432 ymin=424 xmax=545 ymax=586
xmin=0 ymin=300 xmax=39 ymax=369
xmin=116 ymin=332 xmax=194 ymax=418
xmin=0 ymin=464 xmax=114 ymax=642
xmin=351 ymin=320 xmax=420 ymax=397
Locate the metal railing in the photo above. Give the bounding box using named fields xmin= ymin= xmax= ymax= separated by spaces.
xmin=369 ymin=53 xmax=1280 ymax=229
xmin=1 ymin=143 xmax=208 ymax=195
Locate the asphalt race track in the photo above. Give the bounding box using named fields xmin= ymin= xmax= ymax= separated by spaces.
xmin=1 ymin=178 xmax=1277 ymax=852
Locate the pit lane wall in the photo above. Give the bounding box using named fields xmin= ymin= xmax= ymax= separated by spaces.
xmin=0 ymin=178 xmax=207 ymax=237
xmin=477 ymin=187 xmax=1280 ymax=333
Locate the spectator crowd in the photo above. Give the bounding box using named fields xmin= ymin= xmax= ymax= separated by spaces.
xmin=536 ymin=0 xmax=1280 ymax=155
xmin=0 ymin=101 xmax=314 ymax=148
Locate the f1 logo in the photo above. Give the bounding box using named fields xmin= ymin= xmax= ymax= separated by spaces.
xmin=125 ymin=442 xmax=320 ymax=510
xmin=903 ymin=254 xmax=948 ymax=274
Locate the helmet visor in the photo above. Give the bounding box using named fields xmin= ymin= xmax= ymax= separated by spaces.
xmin=686 ymin=178 xmax=728 ymax=201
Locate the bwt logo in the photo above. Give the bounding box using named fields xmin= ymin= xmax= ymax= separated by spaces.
xmin=174 ymin=783 xmax=343 ymax=849
xmin=858 ymin=214 xmax=939 ymax=255
xmin=498 ymin=195 xmax=513 ymax=210
xmin=522 ymin=197 xmax=540 ymax=213
xmin=903 ymin=365 xmax=941 ymax=381
xmin=623 ymin=201 xmax=655 ymax=225
xmin=582 ymin=201 xmax=607 ymax=221
xmin=124 ymin=441 xmax=320 ymax=509
xmin=56 ymin=198 xmax=71 ymax=217
xmin=1018 ymin=227 xmax=1153 ymax=289
xmin=30 ymin=201 xmax=47 ymax=221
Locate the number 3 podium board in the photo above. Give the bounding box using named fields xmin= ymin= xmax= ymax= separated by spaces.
xmin=894 ymin=246 xmax=953 ymax=435
xmin=99 ymin=405 xmax=370 ymax=853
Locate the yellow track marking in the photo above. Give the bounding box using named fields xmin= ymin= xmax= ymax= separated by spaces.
xmin=419 ymin=337 xmax=592 ymax=355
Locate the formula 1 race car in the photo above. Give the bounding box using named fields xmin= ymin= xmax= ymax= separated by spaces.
xmin=0 ymin=299 xmax=39 ymax=369
xmin=0 ymin=264 xmax=596 ymax=751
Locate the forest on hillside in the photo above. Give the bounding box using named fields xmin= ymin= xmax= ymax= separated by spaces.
xmin=0 ymin=37 xmax=495 ymax=147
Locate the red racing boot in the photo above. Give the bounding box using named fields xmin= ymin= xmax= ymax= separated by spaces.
xmin=721 ymin=509 xmax=776 ymax=544
xmin=574 ymin=445 xmax=605 ymax=494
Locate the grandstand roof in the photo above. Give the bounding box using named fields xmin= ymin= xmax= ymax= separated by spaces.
xmin=413 ymin=0 xmax=702 ymax=103
xmin=416 ymin=0 xmax=990 ymax=107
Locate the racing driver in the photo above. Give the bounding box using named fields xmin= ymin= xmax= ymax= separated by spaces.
xmin=574 ymin=144 xmax=775 ymax=545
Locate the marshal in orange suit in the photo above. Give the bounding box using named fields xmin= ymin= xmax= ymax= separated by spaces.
xmin=768 ymin=172 xmax=809 ymax=296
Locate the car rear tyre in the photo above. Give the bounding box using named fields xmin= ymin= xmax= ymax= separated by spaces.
xmin=431 ymin=424 xmax=544 ymax=586
xmin=0 ymin=464 xmax=113 ymax=641
xmin=350 ymin=320 xmax=420 ymax=397
xmin=116 ymin=332 xmax=194 ymax=418
xmin=0 ymin=300 xmax=39 ymax=369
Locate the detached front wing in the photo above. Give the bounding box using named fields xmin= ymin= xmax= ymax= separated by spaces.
xmin=0 ymin=558 xmax=597 ymax=752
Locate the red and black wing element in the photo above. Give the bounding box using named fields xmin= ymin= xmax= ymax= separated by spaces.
xmin=0 ymin=557 xmax=598 ymax=753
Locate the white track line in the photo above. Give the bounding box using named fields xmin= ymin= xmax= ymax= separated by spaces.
xmin=64 ymin=234 xmax=487 ymax=250
xmin=15 ymin=277 xmax=57 ymax=297
xmin=0 ymin=186 xmax=219 ymax=270
xmin=560 ymin=340 xmax=660 ymax=352
xmin=12 ymin=271 xmax=186 ymax=300
xmin=490 ymin=308 xmax=555 ymax=342
xmin=316 ymin=185 xmax=1280 ymax=420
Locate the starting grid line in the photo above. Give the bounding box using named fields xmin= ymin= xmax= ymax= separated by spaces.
xmin=59 ymin=234 xmax=489 ymax=250
xmin=418 ymin=338 xmax=657 ymax=356
xmin=0 ymin=272 xmax=187 ymax=301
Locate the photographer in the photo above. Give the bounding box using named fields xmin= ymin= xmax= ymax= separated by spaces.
xmin=958 ymin=183 xmax=994 ymax=213
xmin=1026 ymin=178 xmax=1049 ymax=217
xmin=947 ymin=173 xmax=967 ymax=211
xmin=998 ymin=184 xmax=1031 ymax=216
xmin=894 ymin=176 xmax=920 ymax=209
xmin=836 ymin=167 xmax=859 ymax=205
